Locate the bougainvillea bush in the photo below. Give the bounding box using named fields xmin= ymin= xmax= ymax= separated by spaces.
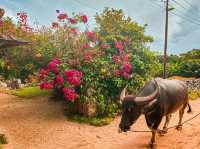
xmin=39 ymin=8 xmax=161 ymax=117
xmin=1 ymin=7 xmax=160 ymax=117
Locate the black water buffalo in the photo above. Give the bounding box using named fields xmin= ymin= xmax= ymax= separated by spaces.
xmin=119 ymin=78 xmax=192 ymax=148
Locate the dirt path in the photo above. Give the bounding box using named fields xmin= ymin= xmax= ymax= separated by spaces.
xmin=0 ymin=93 xmax=200 ymax=149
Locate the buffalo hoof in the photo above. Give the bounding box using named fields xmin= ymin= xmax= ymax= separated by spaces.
xmin=0 ymin=134 xmax=8 ymax=144
xmin=176 ymin=124 xmax=182 ymax=131
xmin=148 ymin=142 xmax=157 ymax=149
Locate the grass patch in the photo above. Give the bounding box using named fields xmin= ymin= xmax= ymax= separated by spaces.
xmin=65 ymin=112 xmax=114 ymax=126
xmin=12 ymin=86 xmax=51 ymax=98
xmin=189 ymin=90 xmax=200 ymax=100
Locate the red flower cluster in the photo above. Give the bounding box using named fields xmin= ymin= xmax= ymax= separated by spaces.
xmin=122 ymin=63 xmax=132 ymax=73
xmin=82 ymin=43 xmax=90 ymax=49
xmin=112 ymin=55 xmax=120 ymax=64
xmin=17 ymin=12 xmax=28 ymax=26
xmin=52 ymin=58 xmax=61 ymax=64
xmin=16 ymin=12 xmax=33 ymax=32
xmin=122 ymin=54 xmax=129 ymax=62
xmin=70 ymin=28 xmax=77 ymax=34
xmin=57 ymin=13 xmax=68 ymax=20
xmin=39 ymin=68 xmax=50 ymax=80
xmin=115 ymin=41 xmax=124 ymax=53
xmin=80 ymin=15 xmax=88 ymax=23
xmin=52 ymin=22 xmax=59 ymax=28
xmin=101 ymin=43 xmax=110 ymax=49
xmin=69 ymin=18 xmax=77 ymax=24
xmin=47 ymin=58 xmax=61 ymax=74
xmin=40 ymin=82 xmax=53 ymax=90
xmin=64 ymin=69 xmax=83 ymax=86
xmin=109 ymin=39 xmax=133 ymax=80
xmin=114 ymin=69 xmax=121 ymax=77
xmin=39 ymin=58 xmax=83 ymax=102
xmin=56 ymin=75 xmax=64 ymax=86
xmin=84 ymin=52 xmax=93 ymax=62
xmin=63 ymin=88 xmax=78 ymax=101
xmin=121 ymin=63 xmax=132 ymax=80
xmin=86 ymin=31 xmax=96 ymax=42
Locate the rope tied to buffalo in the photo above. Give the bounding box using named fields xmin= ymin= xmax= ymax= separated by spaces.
xmin=130 ymin=111 xmax=200 ymax=133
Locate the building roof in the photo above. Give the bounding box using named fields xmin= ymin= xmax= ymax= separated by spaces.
xmin=0 ymin=34 xmax=29 ymax=49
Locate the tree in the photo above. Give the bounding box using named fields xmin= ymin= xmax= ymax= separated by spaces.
xmin=95 ymin=8 xmax=161 ymax=85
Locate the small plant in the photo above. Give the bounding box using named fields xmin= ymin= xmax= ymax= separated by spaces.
xmin=12 ymin=86 xmax=51 ymax=98
xmin=189 ymin=90 xmax=200 ymax=100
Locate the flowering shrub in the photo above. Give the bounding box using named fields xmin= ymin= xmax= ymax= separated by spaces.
xmin=39 ymin=58 xmax=83 ymax=101
xmin=37 ymin=9 xmax=162 ymax=117
xmin=1 ymin=8 xmax=160 ymax=117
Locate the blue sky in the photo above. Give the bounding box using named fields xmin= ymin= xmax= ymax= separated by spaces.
xmin=1 ymin=0 xmax=200 ymax=54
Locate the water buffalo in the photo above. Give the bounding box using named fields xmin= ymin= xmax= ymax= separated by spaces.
xmin=119 ymin=78 xmax=192 ymax=148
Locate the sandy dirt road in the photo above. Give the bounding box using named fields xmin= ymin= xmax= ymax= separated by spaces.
xmin=0 ymin=93 xmax=200 ymax=149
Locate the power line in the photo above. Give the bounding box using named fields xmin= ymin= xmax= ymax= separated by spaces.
xmin=170 ymin=11 xmax=200 ymax=26
xmin=169 ymin=3 xmax=200 ymax=23
xmin=171 ymin=0 xmax=199 ymax=17
xmin=151 ymin=0 xmax=200 ymax=26
xmin=182 ymin=0 xmax=199 ymax=11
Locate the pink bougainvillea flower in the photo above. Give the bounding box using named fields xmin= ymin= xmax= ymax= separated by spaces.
xmin=63 ymin=24 xmax=68 ymax=29
xmin=82 ymin=43 xmax=90 ymax=49
xmin=101 ymin=43 xmax=110 ymax=49
xmin=62 ymin=88 xmax=78 ymax=101
xmin=39 ymin=68 xmax=49 ymax=76
xmin=84 ymin=52 xmax=93 ymax=62
xmin=52 ymin=22 xmax=59 ymax=28
xmin=55 ymin=75 xmax=64 ymax=86
xmin=40 ymin=82 xmax=53 ymax=90
xmin=85 ymin=31 xmax=96 ymax=42
xmin=69 ymin=28 xmax=77 ymax=34
xmin=115 ymin=41 xmax=124 ymax=52
xmin=122 ymin=72 xmax=131 ymax=80
xmin=80 ymin=15 xmax=88 ymax=23
xmin=48 ymin=61 xmax=57 ymax=70
xmin=57 ymin=13 xmax=68 ymax=20
xmin=39 ymin=68 xmax=50 ymax=79
xmin=52 ymin=67 xmax=59 ymax=74
xmin=64 ymin=69 xmax=83 ymax=86
xmin=47 ymin=60 xmax=59 ymax=74
xmin=112 ymin=55 xmax=121 ymax=64
xmin=122 ymin=54 xmax=129 ymax=62
xmin=52 ymin=58 xmax=61 ymax=65
xmin=114 ymin=69 xmax=121 ymax=77
xmin=122 ymin=63 xmax=132 ymax=73
xmin=68 ymin=18 xmax=77 ymax=24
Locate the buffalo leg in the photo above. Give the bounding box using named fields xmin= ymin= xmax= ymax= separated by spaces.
xmin=149 ymin=117 xmax=162 ymax=149
xmin=159 ymin=114 xmax=172 ymax=135
xmin=176 ymin=103 xmax=187 ymax=131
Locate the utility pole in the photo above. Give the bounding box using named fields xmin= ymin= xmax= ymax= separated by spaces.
xmin=163 ymin=0 xmax=169 ymax=79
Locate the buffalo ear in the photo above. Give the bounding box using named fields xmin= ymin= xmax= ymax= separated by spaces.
xmin=140 ymin=99 xmax=158 ymax=114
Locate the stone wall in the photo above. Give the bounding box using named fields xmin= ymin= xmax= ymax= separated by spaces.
xmin=184 ymin=78 xmax=200 ymax=90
